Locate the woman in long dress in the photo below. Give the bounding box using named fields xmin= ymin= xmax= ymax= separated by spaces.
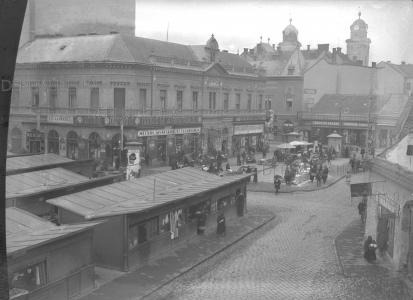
xmin=216 ymin=211 xmax=226 ymax=236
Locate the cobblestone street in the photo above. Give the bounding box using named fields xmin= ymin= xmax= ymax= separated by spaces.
xmin=143 ymin=178 xmax=413 ymax=300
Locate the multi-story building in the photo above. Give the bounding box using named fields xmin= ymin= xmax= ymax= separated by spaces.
xmin=8 ymin=33 xmax=266 ymax=166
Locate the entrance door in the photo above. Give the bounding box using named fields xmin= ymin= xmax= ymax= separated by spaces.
xmin=114 ymin=88 xmax=126 ymax=118
xmin=30 ymin=140 xmax=40 ymax=153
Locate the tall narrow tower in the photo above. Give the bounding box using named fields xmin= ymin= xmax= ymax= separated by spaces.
xmin=346 ymin=12 xmax=371 ymax=66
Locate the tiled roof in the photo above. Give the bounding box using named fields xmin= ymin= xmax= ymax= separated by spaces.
xmin=47 ymin=167 xmax=252 ymax=220
xmin=219 ymin=52 xmax=253 ymax=68
xmin=253 ymin=51 xmax=295 ymax=76
xmin=6 ymin=153 xmax=74 ymax=173
xmin=6 ymin=167 xmax=89 ymax=198
xmin=6 ymin=207 xmax=102 ymax=254
xmin=301 ymin=49 xmax=325 ymax=61
xmin=312 ymin=94 xmax=380 ymax=115
xmin=394 ymin=64 xmax=413 ymax=78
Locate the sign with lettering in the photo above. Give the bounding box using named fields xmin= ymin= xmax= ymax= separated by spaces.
xmin=137 ymin=127 xmax=201 ymax=137
xmin=47 ymin=115 xmax=74 ymax=124
xmin=313 ymin=121 xmax=340 ymax=126
xmin=233 ymin=124 xmax=264 ymax=135
xmin=75 ymin=115 xmax=105 ymax=126
xmin=26 ymin=132 xmax=44 ymax=139
xmin=302 ymin=113 xmax=368 ymax=122
xmin=135 ymin=116 xmax=202 ymax=126
xmin=234 ymin=116 xmax=266 ymax=123
xmin=304 ymin=89 xmax=317 ymax=94
xmin=312 ymin=121 xmax=368 ymax=127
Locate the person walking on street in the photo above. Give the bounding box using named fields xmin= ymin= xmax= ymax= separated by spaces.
xmin=274 ymin=176 xmax=281 ymax=195
xmin=322 ymin=165 xmax=329 ymax=184
xmin=309 ymin=166 xmax=315 ymax=183
xmin=241 ymin=151 xmax=246 ymax=165
xmin=284 ymin=167 xmax=291 ymax=186
xmin=363 ymin=236 xmax=377 ymax=263
xmin=316 ymin=169 xmax=322 ymax=187
xmin=216 ymin=210 xmax=226 ymax=237
xmin=145 ymin=153 xmax=150 ymax=167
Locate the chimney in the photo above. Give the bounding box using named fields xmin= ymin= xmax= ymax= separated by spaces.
xmin=307 ymin=45 xmax=310 ymax=51
xmin=337 ymin=47 xmax=342 ymax=53
xmin=402 ymin=61 xmax=406 ymax=65
xmin=272 ymin=44 xmax=275 ymax=49
xmin=317 ymin=44 xmax=329 ymax=52
xmin=372 ymin=62 xmax=376 ymax=68
xmin=243 ymin=48 xmax=248 ymax=54
xmin=333 ymin=48 xmax=337 ymax=54
xmin=110 ymin=30 xmax=118 ymax=34
xmin=89 ymin=32 xmax=98 ymax=35
xmin=277 ymin=46 xmax=281 ymax=53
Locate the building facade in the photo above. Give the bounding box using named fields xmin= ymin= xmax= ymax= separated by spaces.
xmin=9 ymin=33 xmax=266 ymax=165
xmin=345 ymin=12 xmax=371 ymax=66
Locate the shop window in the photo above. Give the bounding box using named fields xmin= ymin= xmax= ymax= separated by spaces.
xmin=128 ymin=217 xmax=159 ymax=249
xmin=160 ymin=90 xmax=166 ymax=110
xmin=67 ymin=131 xmax=78 ymax=159
xmin=9 ymin=261 xmax=47 ymax=292
xmin=236 ymin=94 xmax=241 ymax=110
xmin=224 ymin=93 xmax=229 ymax=110
xmin=50 ymin=87 xmax=57 ymax=108
xmin=139 ymin=89 xmax=147 ymax=108
xmin=69 ymin=87 xmax=77 ymax=108
xmin=160 ymin=208 xmax=187 ymax=237
xmin=90 ymin=87 xmax=99 ymax=109
xmin=32 ymin=87 xmax=39 ymax=107
xmin=192 ymin=91 xmax=198 ymax=110
xmin=211 ymin=201 xmax=218 ymax=213
xmin=176 ymin=90 xmax=183 ymax=110
xmin=258 ymin=95 xmax=263 ymax=110
xmin=209 ymin=92 xmax=216 ymax=110
xmin=48 ymin=130 xmax=59 ymax=154
xmin=247 ymin=94 xmax=252 ymax=110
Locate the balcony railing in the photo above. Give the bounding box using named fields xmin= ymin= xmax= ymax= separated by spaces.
xmin=10 ymin=106 xmax=267 ymax=118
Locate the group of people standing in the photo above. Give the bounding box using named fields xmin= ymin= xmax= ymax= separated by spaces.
xmin=309 ymin=164 xmax=329 ymax=187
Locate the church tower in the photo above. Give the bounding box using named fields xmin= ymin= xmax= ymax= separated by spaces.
xmin=278 ymin=18 xmax=301 ymax=52
xmin=346 ymin=12 xmax=371 ymax=66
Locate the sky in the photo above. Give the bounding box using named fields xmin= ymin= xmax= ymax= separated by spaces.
xmin=135 ymin=0 xmax=413 ymax=65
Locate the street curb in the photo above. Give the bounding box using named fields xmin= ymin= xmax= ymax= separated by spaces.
xmin=248 ymin=174 xmax=346 ymax=194
xmin=139 ymin=213 xmax=276 ymax=300
xmin=332 ymin=219 xmax=359 ymax=278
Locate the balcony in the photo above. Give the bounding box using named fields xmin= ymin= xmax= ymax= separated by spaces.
xmin=10 ymin=106 xmax=267 ymax=118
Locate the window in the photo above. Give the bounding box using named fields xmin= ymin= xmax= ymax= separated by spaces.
xmin=247 ymin=94 xmax=252 ymax=110
xmin=176 ymin=90 xmax=183 ymax=110
xmin=139 ymin=89 xmax=147 ymax=108
xmin=69 ymin=87 xmax=76 ymax=108
xmin=128 ymin=217 xmax=159 ymax=249
xmin=209 ymin=92 xmax=216 ymax=110
xmin=160 ymin=90 xmax=166 ymax=109
xmin=236 ymin=94 xmax=241 ymax=110
xmin=160 ymin=208 xmax=187 ymax=238
xmin=210 ymin=52 xmax=215 ymax=62
xmin=9 ymin=261 xmax=47 ymax=291
xmin=192 ymin=91 xmax=198 ymax=110
xmin=32 ymin=87 xmax=39 ymax=106
xmin=407 ymin=83 xmax=411 ymax=90
xmin=224 ymin=93 xmax=229 ymax=110
xmin=307 ymin=98 xmax=314 ymax=111
xmin=211 ymin=201 xmax=218 ymax=213
xmin=265 ymin=96 xmax=272 ymax=109
xmin=90 ymin=87 xmax=99 ymax=108
xmin=258 ymin=95 xmax=263 ymax=109
xmin=50 ymin=87 xmax=57 ymax=108
xmin=286 ymin=87 xmax=293 ymax=110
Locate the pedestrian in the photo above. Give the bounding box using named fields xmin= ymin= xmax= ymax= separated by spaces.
xmin=274 ymin=176 xmax=281 ymax=195
xmin=197 ymin=209 xmax=207 ymax=236
xmin=237 ymin=194 xmax=245 ymax=216
xmin=309 ymin=166 xmax=315 ymax=183
xmin=284 ymin=167 xmax=291 ymax=186
xmin=216 ymin=210 xmax=226 ymax=236
xmin=262 ymin=147 xmax=266 ymax=158
xmin=241 ymin=151 xmax=246 ymax=165
xmin=345 ymin=146 xmax=349 ymax=158
xmin=363 ymin=236 xmax=377 ymax=263
xmin=316 ymin=169 xmax=322 ymax=187
xmin=171 ymin=158 xmax=178 ymax=170
xmin=115 ymin=156 xmax=120 ymax=170
xmin=361 ymin=147 xmax=365 ymax=159
xmin=322 ymin=165 xmax=329 ymax=184
xmin=327 ymin=151 xmax=332 ymax=165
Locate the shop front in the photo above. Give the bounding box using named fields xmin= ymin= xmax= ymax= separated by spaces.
xmin=26 ymin=130 xmax=45 ymax=154
xmin=232 ymin=123 xmax=264 ymax=154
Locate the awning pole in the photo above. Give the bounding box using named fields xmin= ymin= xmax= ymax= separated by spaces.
xmin=153 ymin=178 xmax=156 ymax=202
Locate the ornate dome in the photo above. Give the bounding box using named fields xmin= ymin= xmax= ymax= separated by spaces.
xmin=283 ymin=18 xmax=298 ymax=36
xmin=205 ymin=34 xmax=219 ymax=50
xmin=351 ymin=12 xmax=368 ymax=30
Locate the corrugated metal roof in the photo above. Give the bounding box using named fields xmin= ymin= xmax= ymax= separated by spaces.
xmin=6 ymin=207 xmax=102 ymax=254
xmin=6 ymin=154 xmax=74 ymax=172
xmin=48 ymin=167 xmax=251 ymax=220
xmin=6 ymin=167 xmax=89 ymax=198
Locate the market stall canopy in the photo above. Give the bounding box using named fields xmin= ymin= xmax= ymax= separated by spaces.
xmin=48 ymin=167 xmax=253 ymax=220
xmin=276 ymin=143 xmax=296 ymax=149
xmin=289 ymin=141 xmax=305 ymax=146
xmin=6 ymin=207 xmax=103 ymax=254
xmin=300 ymin=141 xmax=313 ymax=145
xmin=285 ymin=132 xmax=301 ymax=136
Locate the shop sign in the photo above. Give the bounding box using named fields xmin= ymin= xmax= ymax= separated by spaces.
xmin=78 ymin=140 xmax=86 ymax=149
xmin=26 ymin=132 xmax=44 ymax=139
xmin=234 ymin=124 xmax=264 ymax=135
xmin=75 ymin=115 xmax=105 ymax=126
xmin=283 ymin=121 xmax=294 ymax=127
xmin=312 ymin=121 xmax=340 ymax=126
xmin=168 ymin=139 xmax=173 ymax=148
xmin=137 ymin=127 xmax=201 ymax=137
xmin=342 ymin=122 xmax=368 ymax=127
xmin=304 ymin=89 xmax=317 ymax=94
xmin=302 ymin=113 xmax=368 ymax=122
xmin=47 ymin=115 xmax=74 ymax=124
xmin=233 ymin=116 xmax=266 ymax=123
xmin=135 ymin=116 xmax=202 ymax=126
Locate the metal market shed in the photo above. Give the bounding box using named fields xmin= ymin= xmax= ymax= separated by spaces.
xmin=6 ymin=167 xmax=121 ymax=219
xmin=6 ymin=207 xmax=102 ymax=300
xmin=48 ymin=167 xmax=251 ymax=271
xmin=6 ymin=153 xmax=95 ymax=177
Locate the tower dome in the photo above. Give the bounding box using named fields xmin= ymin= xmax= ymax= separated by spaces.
xmin=350 ymin=12 xmax=368 ymax=31
xmin=278 ymin=18 xmax=301 ymax=51
xmin=283 ymin=18 xmax=298 ymax=36
xmin=205 ymin=34 xmax=219 ymax=50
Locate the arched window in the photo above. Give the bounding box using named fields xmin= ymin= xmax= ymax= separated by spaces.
xmin=285 ymin=87 xmax=293 ymax=111
xmin=66 ymin=131 xmax=78 ymax=159
xmin=48 ymin=130 xmax=59 ymax=154
xmin=67 ymin=131 xmax=78 ymax=140
xmin=48 ymin=130 xmax=59 ymax=139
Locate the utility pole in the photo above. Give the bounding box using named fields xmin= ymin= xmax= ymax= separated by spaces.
xmin=367 ymin=93 xmax=372 ymax=149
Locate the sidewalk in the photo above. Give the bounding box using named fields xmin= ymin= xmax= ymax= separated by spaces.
xmin=80 ymin=206 xmax=275 ymax=300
